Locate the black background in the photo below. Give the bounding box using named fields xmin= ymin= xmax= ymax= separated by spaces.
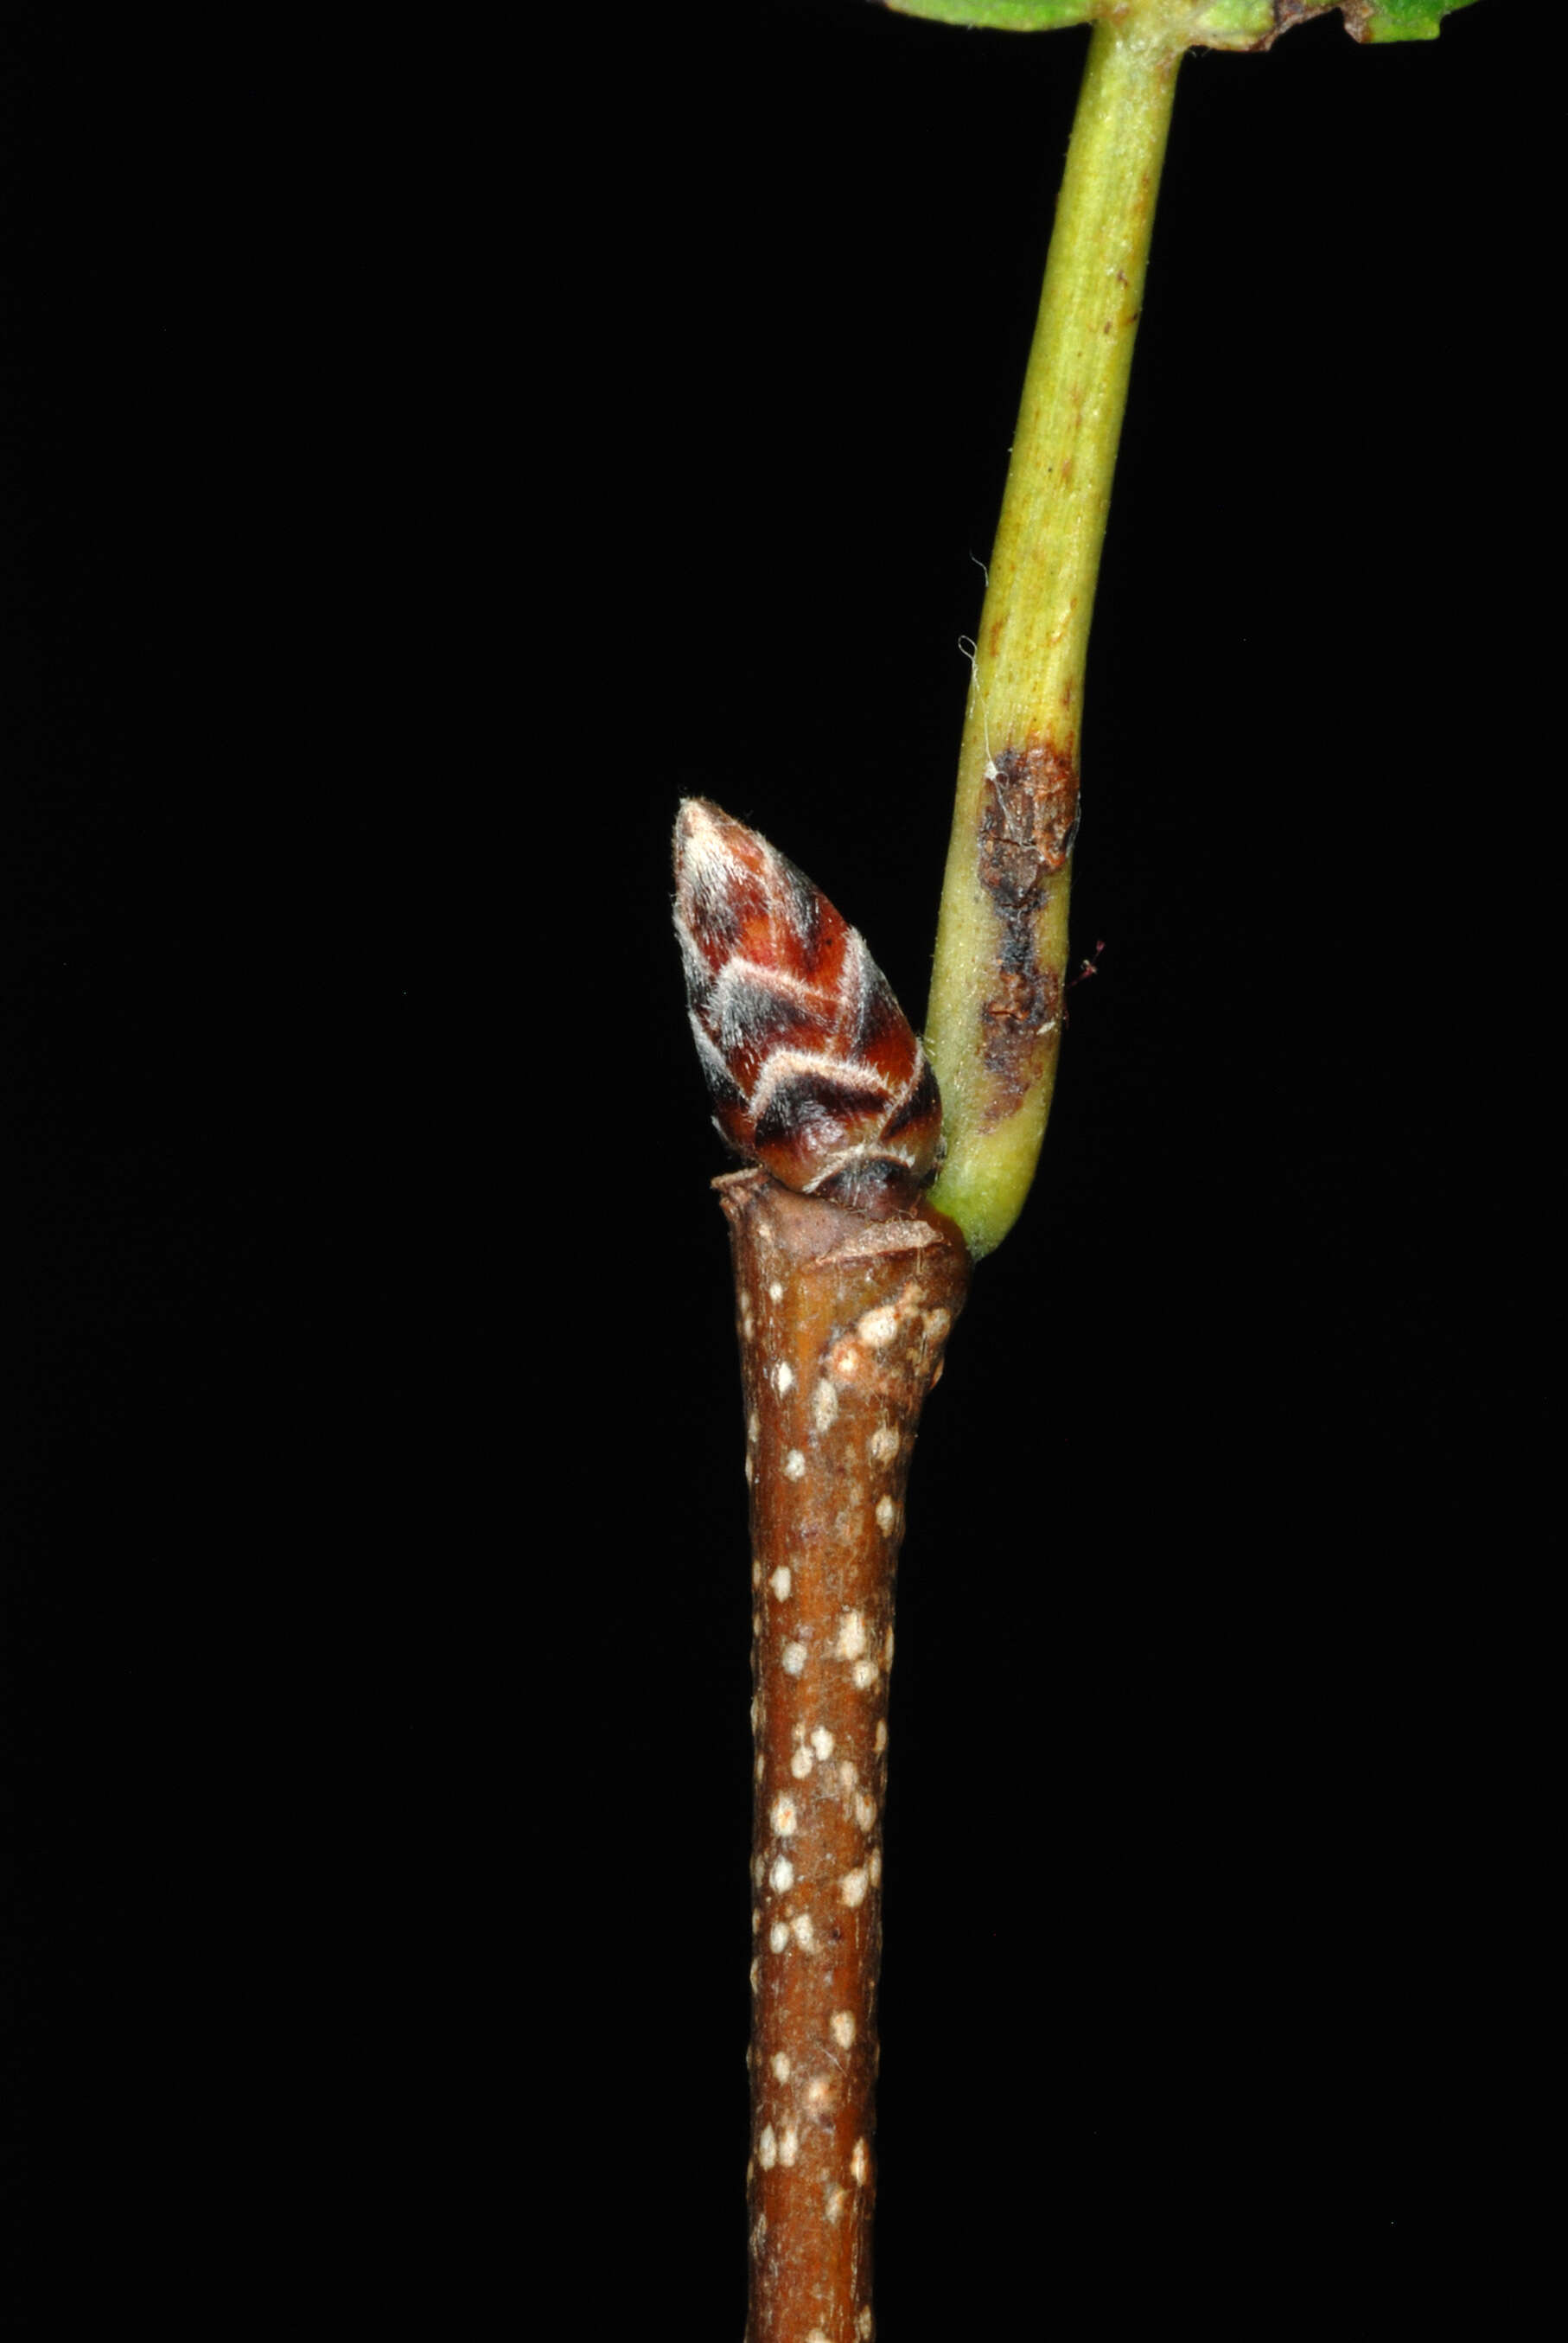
xmin=3 ymin=1 xmax=1546 ymax=2326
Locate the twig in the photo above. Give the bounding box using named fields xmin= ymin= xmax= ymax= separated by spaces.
xmin=723 ymin=1172 xmax=968 ymax=2341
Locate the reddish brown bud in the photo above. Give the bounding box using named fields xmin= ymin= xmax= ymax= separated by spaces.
xmin=673 ymin=799 xmax=942 ymax=1218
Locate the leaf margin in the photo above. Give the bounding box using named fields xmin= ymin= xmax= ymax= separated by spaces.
xmin=876 ymin=0 xmax=1482 ymax=46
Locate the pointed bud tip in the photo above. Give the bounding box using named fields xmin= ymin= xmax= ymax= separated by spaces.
xmin=673 ymin=795 xmax=730 ymax=877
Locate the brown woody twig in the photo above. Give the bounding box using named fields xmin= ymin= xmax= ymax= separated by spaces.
xmin=722 ymin=1172 xmax=969 ymax=2340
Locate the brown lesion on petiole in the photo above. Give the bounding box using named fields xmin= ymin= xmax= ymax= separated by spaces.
xmin=976 ymin=737 xmax=1080 ymax=1126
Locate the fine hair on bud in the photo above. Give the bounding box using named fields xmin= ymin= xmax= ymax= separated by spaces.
xmin=672 ymin=799 xmax=942 ymax=1217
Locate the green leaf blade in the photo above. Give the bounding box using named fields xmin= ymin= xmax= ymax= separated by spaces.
xmin=880 ymin=0 xmax=1097 ymax=26
xmin=879 ymin=0 xmax=1483 ymax=41
xmin=1354 ymin=0 xmax=1481 ymax=41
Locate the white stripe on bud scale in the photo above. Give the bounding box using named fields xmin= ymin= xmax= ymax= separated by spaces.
xmin=672 ymin=799 xmax=942 ymax=1219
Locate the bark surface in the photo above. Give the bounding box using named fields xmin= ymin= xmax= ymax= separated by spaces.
xmin=719 ymin=1169 xmax=972 ymax=2343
